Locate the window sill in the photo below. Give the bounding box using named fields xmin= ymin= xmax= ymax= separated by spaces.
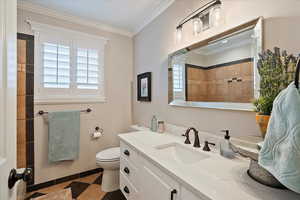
xmin=34 ymin=97 xmax=106 ymax=105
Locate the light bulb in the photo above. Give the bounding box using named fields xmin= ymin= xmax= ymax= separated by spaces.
xmin=176 ymin=26 xmax=182 ymax=43
xmin=193 ymin=17 xmax=203 ymax=35
xmin=210 ymin=5 xmax=222 ymax=27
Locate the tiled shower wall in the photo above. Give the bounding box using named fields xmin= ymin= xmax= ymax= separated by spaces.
xmin=186 ymin=60 xmax=253 ymax=103
xmin=17 ymin=33 xmax=34 ymax=186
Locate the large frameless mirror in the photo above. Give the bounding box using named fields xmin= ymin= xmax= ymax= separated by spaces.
xmin=168 ymin=17 xmax=263 ymax=111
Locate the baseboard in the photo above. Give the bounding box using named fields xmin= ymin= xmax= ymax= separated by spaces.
xmin=27 ymin=168 xmax=103 ymax=192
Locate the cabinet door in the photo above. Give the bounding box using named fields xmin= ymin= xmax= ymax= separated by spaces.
xmin=181 ymin=187 xmax=206 ymax=200
xmin=140 ymin=158 xmax=179 ymax=200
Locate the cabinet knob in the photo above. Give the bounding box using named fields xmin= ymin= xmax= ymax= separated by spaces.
xmin=124 ymin=150 xmax=130 ymax=156
xmin=124 ymin=167 xmax=130 ymax=174
xmin=171 ymin=189 xmax=177 ymax=200
xmin=124 ymin=186 xmax=130 ymax=194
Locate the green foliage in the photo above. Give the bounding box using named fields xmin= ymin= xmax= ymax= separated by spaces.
xmin=253 ymin=97 xmax=274 ymax=115
xmin=254 ymin=47 xmax=298 ymax=115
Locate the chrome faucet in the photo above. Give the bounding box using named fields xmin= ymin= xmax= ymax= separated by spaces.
xmin=182 ymin=127 xmax=201 ymax=148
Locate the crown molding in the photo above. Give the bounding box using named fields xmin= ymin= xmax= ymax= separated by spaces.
xmin=17 ymin=1 xmax=134 ymax=37
xmin=28 ymin=20 xmax=109 ymax=43
xmin=133 ymin=0 xmax=175 ymax=35
xmin=18 ymin=0 xmax=175 ymax=37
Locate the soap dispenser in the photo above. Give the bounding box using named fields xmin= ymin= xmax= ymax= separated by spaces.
xmin=150 ymin=115 xmax=158 ymax=132
xmin=220 ymin=130 xmax=235 ymax=159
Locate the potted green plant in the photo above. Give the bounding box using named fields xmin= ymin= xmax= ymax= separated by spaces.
xmin=254 ymin=47 xmax=298 ymax=138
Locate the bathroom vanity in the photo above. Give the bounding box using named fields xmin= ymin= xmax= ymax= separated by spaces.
xmin=119 ymin=130 xmax=300 ymax=200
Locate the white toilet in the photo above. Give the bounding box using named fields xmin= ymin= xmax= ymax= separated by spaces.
xmin=96 ymin=147 xmax=120 ymax=192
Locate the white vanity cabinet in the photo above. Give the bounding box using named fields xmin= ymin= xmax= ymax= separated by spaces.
xmin=120 ymin=141 xmax=206 ymax=200
xmin=181 ymin=187 xmax=206 ymax=200
xmin=139 ymin=156 xmax=180 ymax=200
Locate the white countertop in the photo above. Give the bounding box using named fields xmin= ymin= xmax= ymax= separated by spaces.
xmin=119 ymin=130 xmax=300 ymax=200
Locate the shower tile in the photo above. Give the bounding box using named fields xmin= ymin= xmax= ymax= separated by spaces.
xmin=17 ymin=67 xmax=26 ymax=95
xmin=17 ymin=95 xmax=26 ymax=120
xmin=18 ymin=33 xmax=35 ymax=188
xmin=26 ymin=141 xmax=34 ymax=167
xmin=26 ymin=119 xmax=34 ymax=142
xmin=17 ymin=39 xmax=26 ymax=64
xmin=26 ymin=95 xmax=34 ymax=119
xmin=241 ymin=61 xmax=253 ymax=76
xmin=26 ymin=39 xmax=34 ymax=65
xmin=26 ymin=64 xmax=34 ymax=73
xmin=17 ymin=120 xmax=26 ymax=144
xmin=26 ymin=72 xmax=34 ymax=95
xmin=17 ymin=119 xmax=27 ymax=167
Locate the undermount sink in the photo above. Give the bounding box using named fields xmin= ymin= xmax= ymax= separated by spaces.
xmin=155 ymin=143 xmax=210 ymax=165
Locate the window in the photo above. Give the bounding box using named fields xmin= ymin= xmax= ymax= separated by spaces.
xmin=76 ymin=48 xmax=99 ymax=90
xmin=173 ymin=64 xmax=183 ymax=92
xmin=31 ymin=21 xmax=108 ymax=104
xmin=43 ymin=43 xmax=70 ymax=89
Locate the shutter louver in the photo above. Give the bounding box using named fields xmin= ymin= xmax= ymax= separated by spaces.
xmin=173 ymin=64 xmax=183 ymax=92
xmin=76 ymin=48 xmax=99 ymax=89
xmin=43 ymin=43 xmax=70 ymax=88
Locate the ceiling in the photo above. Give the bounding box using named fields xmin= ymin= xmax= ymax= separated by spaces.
xmin=193 ymin=29 xmax=255 ymax=55
xmin=18 ymin=0 xmax=174 ymax=36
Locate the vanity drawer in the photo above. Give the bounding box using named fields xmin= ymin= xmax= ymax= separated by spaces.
xmin=120 ymin=142 xmax=139 ymax=164
xmin=120 ymin=157 xmax=139 ymax=188
xmin=120 ymin=172 xmax=139 ymax=200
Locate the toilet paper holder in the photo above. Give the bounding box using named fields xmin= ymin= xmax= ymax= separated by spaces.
xmin=95 ymin=126 xmax=103 ymax=132
xmin=91 ymin=126 xmax=104 ymax=139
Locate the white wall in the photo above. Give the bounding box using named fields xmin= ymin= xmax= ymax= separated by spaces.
xmin=205 ymin=44 xmax=252 ymax=66
xmin=133 ymin=0 xmax=300 ymax=139
xmin=186 ymin=52 xmax=207 ymax=66
xmin=18 ymin=9 xmax=133 ymax=184
xmin=186 ymin=44 xmax=252 ymax=67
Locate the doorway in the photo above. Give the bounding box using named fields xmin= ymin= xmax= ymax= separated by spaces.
xmin=17 ymin=33 xmax=35 ymax=189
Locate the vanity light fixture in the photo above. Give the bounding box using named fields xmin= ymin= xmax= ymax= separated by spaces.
xmin=176 ymin=0 xmax=222 ymax=42
xmin=176 ymin=25 xmax=183 ymax=43
xmin=210 ymin=3 xmax=222 ymax=27
xmin=193 ymin=16 xmax=203 ymax=35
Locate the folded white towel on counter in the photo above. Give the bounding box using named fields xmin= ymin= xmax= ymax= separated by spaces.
xmin=259 ymin=82 xmax=300 ymax=193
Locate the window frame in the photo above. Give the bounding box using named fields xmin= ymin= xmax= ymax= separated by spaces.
xmin=31 ymin=21 xmax=108 ymax=104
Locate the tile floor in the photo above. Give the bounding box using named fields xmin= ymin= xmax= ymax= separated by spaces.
xmin=26 ymin=173 xmax=126 ymax=200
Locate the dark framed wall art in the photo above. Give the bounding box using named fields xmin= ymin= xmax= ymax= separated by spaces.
xmin=137 ymin=72 xmax=151 ymax=102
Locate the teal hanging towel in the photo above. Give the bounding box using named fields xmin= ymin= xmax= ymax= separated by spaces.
xmin=48 ymin=110 xmax=80 ymax=162
xmin=259 ymin=82 xmax=300 ymax=193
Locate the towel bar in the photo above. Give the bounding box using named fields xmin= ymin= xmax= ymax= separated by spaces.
xmin=38 ymin=108 xmax=92 ymax=115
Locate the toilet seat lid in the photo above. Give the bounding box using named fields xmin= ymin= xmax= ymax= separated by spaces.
xmin=96 ymin=147 xmax=120 ymax=161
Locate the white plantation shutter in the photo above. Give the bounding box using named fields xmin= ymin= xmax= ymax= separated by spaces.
xmin=171 ymin=53 xmax=186 ymax=100
xmin=76 ymin=48 xmax=99 ymax=89
xmin=31 ymin=21 xmax=107 ymax=103
xmin=43 ymin=43 xmax=70 ymax=88
xmin=173 ymin=64 xmax=183 ymax=92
